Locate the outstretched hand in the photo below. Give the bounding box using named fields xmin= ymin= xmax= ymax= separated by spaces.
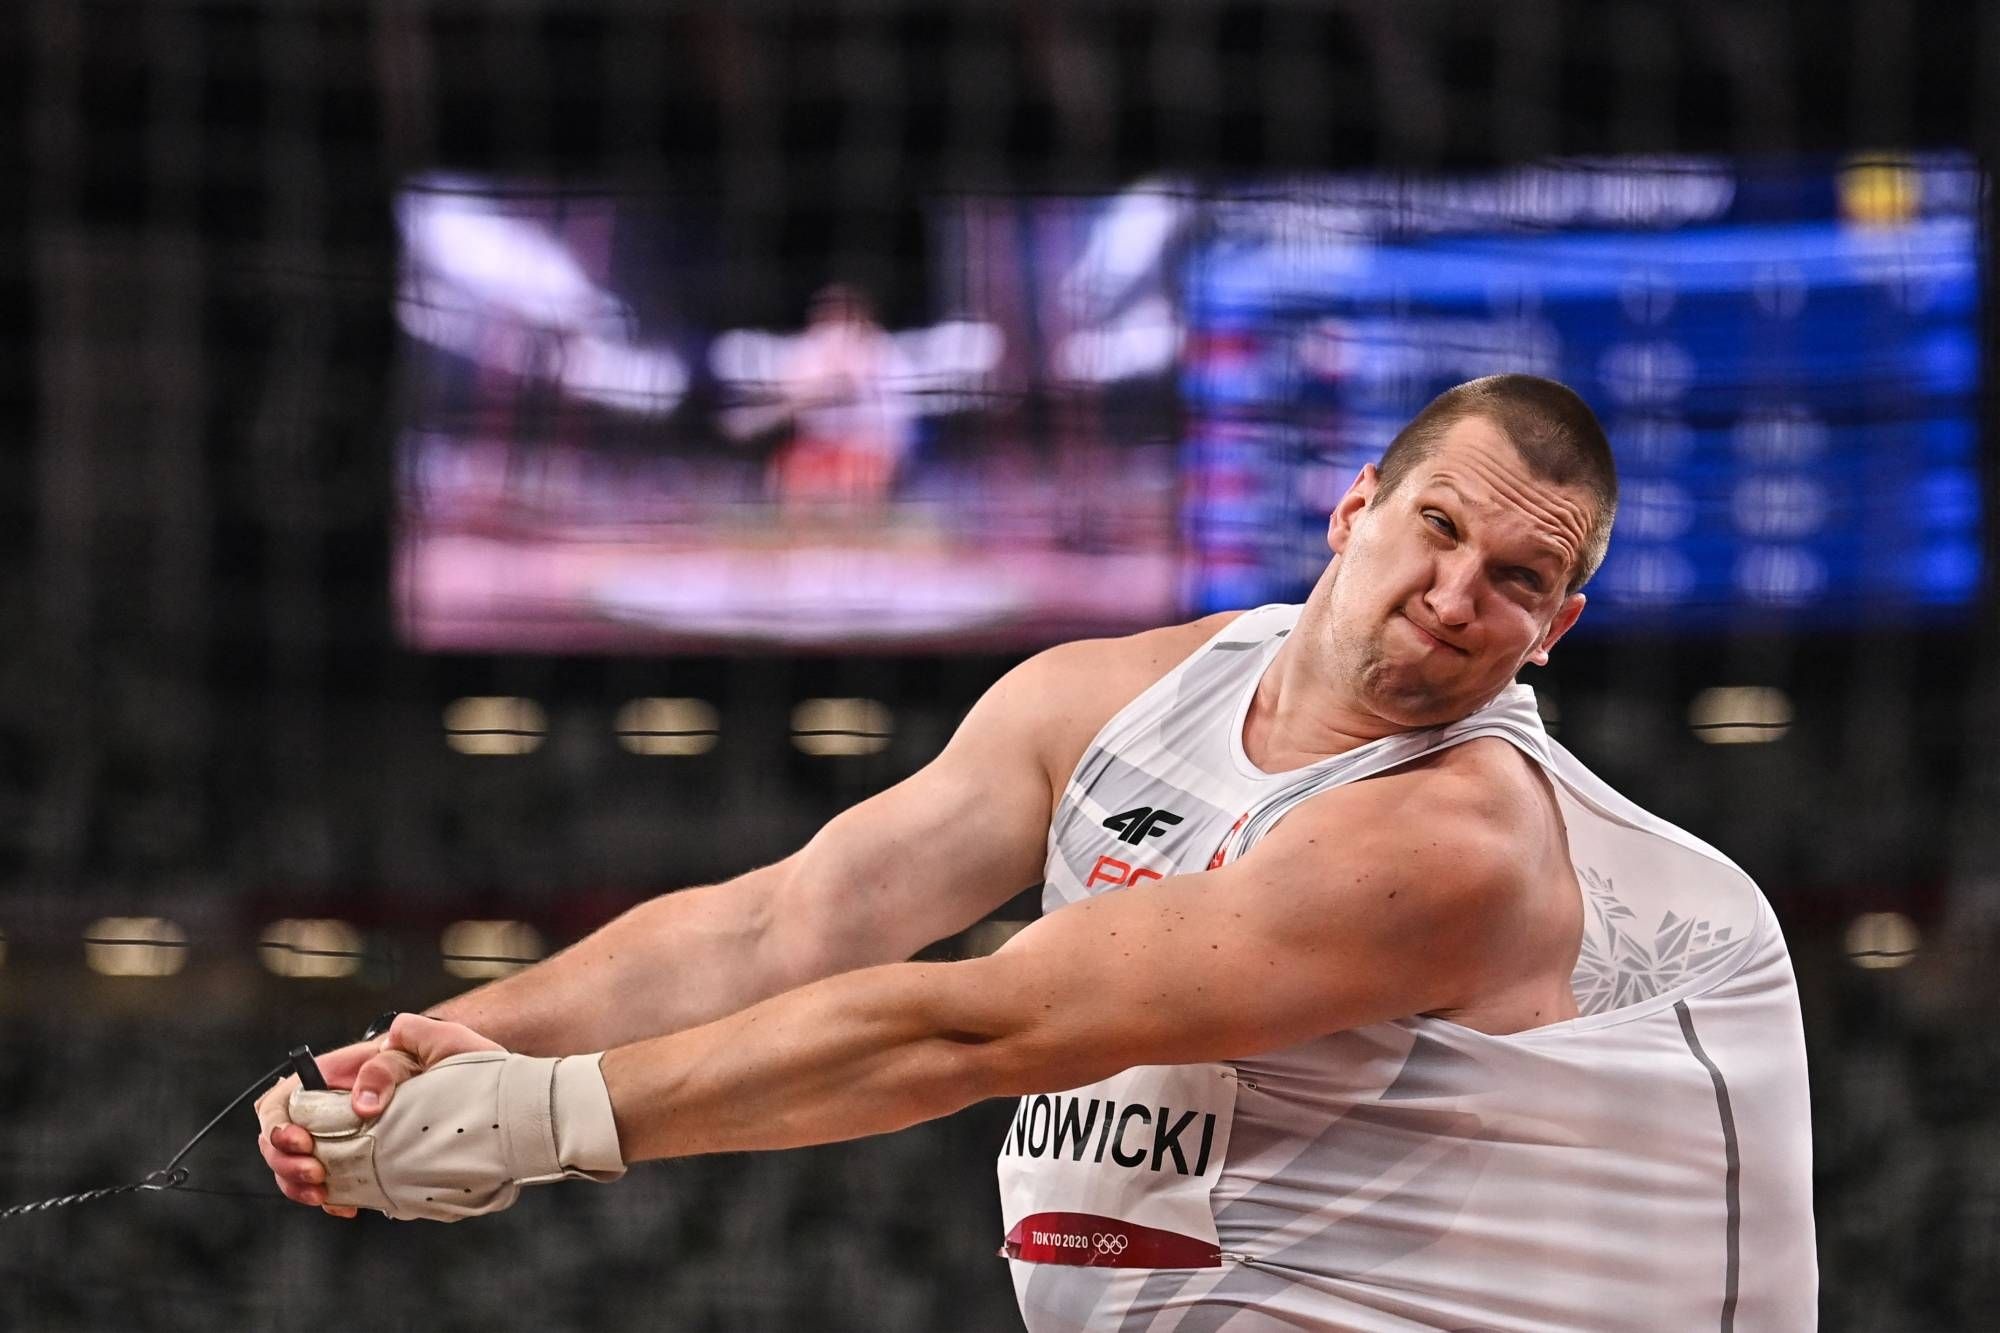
xmin=254 ymin=1015 xmax=502 ymax=1218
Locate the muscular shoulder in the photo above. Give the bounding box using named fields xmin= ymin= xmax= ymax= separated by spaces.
xmin=1029 ymin=611 xmax=1243 ymax=711
xmin=1405 ymin=734 xmax=1560 ymax=834
xmin=1260 ymin=737 xmax=1560 ymax=923
xmin=1249 ymin=735 xmax=1574 ymax=1007
xmin=981 ymin=612 xmax=1245 ymax=792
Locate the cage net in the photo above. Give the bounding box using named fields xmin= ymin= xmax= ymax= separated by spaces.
xmin=5 ymin=1 xmax=2000 ymax=1328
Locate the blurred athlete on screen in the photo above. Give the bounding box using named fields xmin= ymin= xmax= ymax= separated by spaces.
xmin=711 ymin=281 xmax=1003 ymax=512
xmin=257 ymin=374 xmax=1816 ymax=1331
xmin=718 ymin=282 xmax=917 ymax=507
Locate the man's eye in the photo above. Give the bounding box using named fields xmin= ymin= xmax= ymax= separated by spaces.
xmin=1510 ymin=568 xmax=1544 ymax=592
xmin=1423 ymin=512 xmax=1454 ymax=536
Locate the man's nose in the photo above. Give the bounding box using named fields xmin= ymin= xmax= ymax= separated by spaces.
xmin=1424 ymin=555 xmax=1478 ymax=627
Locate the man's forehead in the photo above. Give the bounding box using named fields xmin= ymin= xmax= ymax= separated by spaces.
xmin=1405 ymin=418 xmax=1594 ymax=559
xmin=1412 ymin=417 xmax=1533 ymax=485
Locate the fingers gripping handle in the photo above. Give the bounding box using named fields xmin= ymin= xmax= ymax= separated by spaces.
xmin=289 ymin=1052 xmax=625 ymax=1222
xmin=289 ymin=1090 xmax=393 ymax=1214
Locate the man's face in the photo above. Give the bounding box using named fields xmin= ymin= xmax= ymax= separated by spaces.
xmin=1320 ymin=415 xmax=1594 ymax=728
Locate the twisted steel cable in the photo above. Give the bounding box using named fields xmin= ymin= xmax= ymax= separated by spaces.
xmin=1 ymin=1057 xmax=292 ymax=1221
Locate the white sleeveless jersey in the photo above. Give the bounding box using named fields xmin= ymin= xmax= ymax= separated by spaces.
xmin=997 ymin=604 xmax=1817 ymax=1332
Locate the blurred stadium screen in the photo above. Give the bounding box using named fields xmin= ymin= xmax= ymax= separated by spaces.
xmin=394 ymin=177 xmax=1182 ymax=652
xmin=395 ymin=155 xmax=1981 ymax=652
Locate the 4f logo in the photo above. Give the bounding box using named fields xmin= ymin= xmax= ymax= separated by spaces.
xmin=1103 ymin=806 xmax=1183 ymax=845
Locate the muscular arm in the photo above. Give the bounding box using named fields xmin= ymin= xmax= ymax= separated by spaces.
xmin=260 ymin=617 xmax=1232 ymax=1208
xmin=600 ymin=753 xmax=1552 ymax=1161
xmin=424 ymin=619 xmax=1234 ymax=1055
xmin=431 ymin=653 xmax=1073 ymax=1056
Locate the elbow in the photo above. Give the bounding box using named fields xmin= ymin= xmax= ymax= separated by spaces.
xmin=973 ymin=1037 xmax=1132 ymax=1104
xmin=918 ymin=1034 xmax=1011 ymax=1111
xmin=923 ymin=1031 xmax=1052 ymax=1111
xmin=936 ymin=1018 xmax=1125 ymax=1106
xmin=762 ymin=850 xmax=919 ymax=988
xmin=919 ymin=957 xmax=1138 ymax=1103
xmin=752 ymin=853 xmax=848 ymax=991
xmin=880 ymin=986 xmax=1039 ymax=1110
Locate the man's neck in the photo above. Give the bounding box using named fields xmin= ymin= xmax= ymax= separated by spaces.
xmin=1243 ymin=600 xmax=1524 ymax=771
xmin=1241 ymin=610 xmax=1407 ymax=771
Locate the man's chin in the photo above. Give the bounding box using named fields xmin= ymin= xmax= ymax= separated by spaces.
xmin=1361 ymin=671 xmax=1489 ymax=730
xmin=1359 ymin=678 xmax=1453 ymax=729
xmin=1379 ymin=701 xmax=1462 ymax=730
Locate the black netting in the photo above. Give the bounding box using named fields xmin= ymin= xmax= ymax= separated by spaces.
xmin=6 ymin=2 xmax=2000 ymax=1328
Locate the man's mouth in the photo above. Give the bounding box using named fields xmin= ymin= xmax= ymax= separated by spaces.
xmin=1399 ymin=612 xmax=1468 ymax=655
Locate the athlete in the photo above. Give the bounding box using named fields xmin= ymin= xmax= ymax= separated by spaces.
xmin=256 ymin=374 xmax=1817 ymax=1331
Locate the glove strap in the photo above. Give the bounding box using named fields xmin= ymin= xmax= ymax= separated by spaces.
xmin=494 ymin=1052 xmax=625 ymax=1183
xmin=552 ymin=1055 xmax=625 ymax=1178
xmin=496 ymin=1055 xmax=564 ymax=1183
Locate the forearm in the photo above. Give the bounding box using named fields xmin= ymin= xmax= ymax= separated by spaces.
xmin=600 ymin=957 xmax=1037 ymax=1162
xmin=429 ymin=861 xmax=818 ymax=1056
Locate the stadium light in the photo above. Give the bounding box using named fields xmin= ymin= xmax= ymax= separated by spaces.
xmin=259 ymin=919 xmax=366 ymax=979
xmin=791 ymin=698 xmax=893 ymax=756
xmin=1688 ymin=686 xmax=1792 ymax=744
xmin=441 ymin=921 xmax=546 ymax=980
xmin=615 ymin=698 xmax=720 ymax=756
xmin=1844 ymin=911 xmax=1920 ymax=970
xmin=444 ymin=696 xmax=547 ymax=755
xmin=83 ymin=917 xmax=188 ymax=978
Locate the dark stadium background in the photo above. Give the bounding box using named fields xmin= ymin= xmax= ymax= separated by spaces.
xmin=4 ymin=3 xmax=1998 ymax=1328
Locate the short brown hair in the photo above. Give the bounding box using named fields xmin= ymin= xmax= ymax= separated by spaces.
xmin=1372 ymin=374 xmax=1618 ymax=590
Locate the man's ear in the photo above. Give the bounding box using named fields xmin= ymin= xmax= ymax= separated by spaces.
xmin=1327 ymin=464 xmax=1379 ymax=556
xmin=1528 ymin=592 xmax=1586 ymax=667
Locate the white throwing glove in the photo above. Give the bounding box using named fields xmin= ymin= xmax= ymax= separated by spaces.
xmin=290 ymin=1050 xmax=626 ymax=1222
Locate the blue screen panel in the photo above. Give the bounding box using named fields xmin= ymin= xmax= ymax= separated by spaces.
xmin=1179 ymin=157 xmax=1983 ymax=629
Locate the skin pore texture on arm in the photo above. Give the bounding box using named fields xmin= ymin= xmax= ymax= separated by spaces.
xmin=600 ymin=738 xmax=1578 ymax=1164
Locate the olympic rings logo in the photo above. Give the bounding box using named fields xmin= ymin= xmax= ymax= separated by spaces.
xmin=1091 ymin=1232 xmax=1129 ymax=1256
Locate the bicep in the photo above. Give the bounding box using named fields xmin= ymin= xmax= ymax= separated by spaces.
xmin=768 ymin=653 xmax=1072 ymax=974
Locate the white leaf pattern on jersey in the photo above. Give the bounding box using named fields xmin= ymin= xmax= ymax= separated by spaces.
xmin=1574 ymin=866 xmax=1741 ymax=1013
